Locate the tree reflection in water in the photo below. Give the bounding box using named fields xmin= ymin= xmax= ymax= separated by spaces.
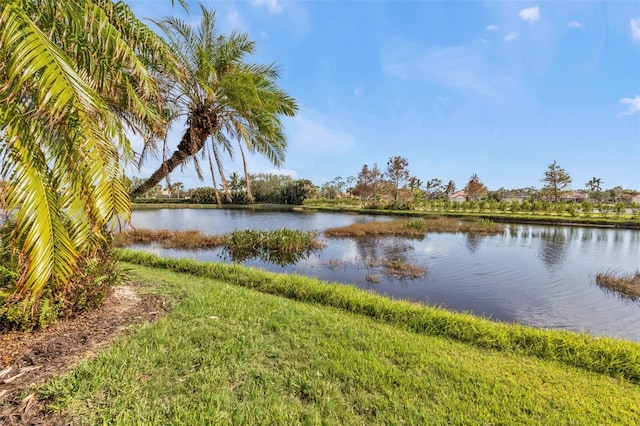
xmin=537 ymin=228 xmax=568 ymax=270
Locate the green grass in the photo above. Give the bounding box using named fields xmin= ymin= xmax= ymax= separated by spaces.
xmin=302 ymin=205 xmax=640 ymax=229
xmin=41 ymin=263 xmax=640 ymax=424
xmin=115 ymin=250 xmax=640 ymax=383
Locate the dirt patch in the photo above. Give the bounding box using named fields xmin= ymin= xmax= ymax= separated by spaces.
xmin=0 ymin=282 xmax=171 ymax=425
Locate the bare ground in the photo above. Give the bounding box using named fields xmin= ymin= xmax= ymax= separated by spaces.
xmin=0 ymin=281 xmax=170 ymax=425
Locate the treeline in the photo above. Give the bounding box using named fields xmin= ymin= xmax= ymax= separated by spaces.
xmin=132 ymin=173 xmax=317 ymax=206
xmin=132 ymin=157 xmax=639 ymax=213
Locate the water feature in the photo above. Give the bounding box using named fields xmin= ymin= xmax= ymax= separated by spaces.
xmin=130 ymin=208 xmax=640 ymax=341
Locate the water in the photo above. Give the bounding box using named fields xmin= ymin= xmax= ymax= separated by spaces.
xmin=130 ymin=208 xmax=640 ymax=341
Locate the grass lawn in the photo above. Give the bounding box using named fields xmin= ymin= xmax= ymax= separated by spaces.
xmin=41 ymin=263 xmax=640 ymax=425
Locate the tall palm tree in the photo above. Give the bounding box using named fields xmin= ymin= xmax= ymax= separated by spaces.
xmin=0 ymin=0 xmax=176 ymax=299
xmin=130 ymin=5 xmax=298 ymax=201
xmin=585 ymin=177 xmax=603 ymax=192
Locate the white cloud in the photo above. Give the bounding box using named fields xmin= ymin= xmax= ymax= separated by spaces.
xmin=619 ymin=95 xmax=640 ymax=116
xmin=382 ymin=39 xmax=517 ymax=101
xmin=631 ymin=19 xmax=640 ymax=43
xmin=226 ymin=10 xmax=244 ymax=30
xmin=504 ymin=31 xmax=519 ymax=42
xmin=286 ymin=110 xmax=355 ymax=156
xmin=263 ymin=168 xmax=297 ymax=177
xmin=568 ymin=21 xmax=584 ymax=29
xmin=253 ymin=0 xmax=282 ymax=14
xmin=519 ymin=6 xmax=540 ymax=23
xmin=486 ymin=24 xmax=499 ymax=31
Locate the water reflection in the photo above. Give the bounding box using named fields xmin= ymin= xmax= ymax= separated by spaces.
xmin=331 ymin=237 xmax=427 ymax=283
xmin=537 ymin=228 xmax=568 ymax=270
xmin=221 ymin=245 xmax=318 ymax=266
xmin=130 ymin=209 xmax=640 ymax=341
xmin=465 ymin=233 xmax=483 ymax=253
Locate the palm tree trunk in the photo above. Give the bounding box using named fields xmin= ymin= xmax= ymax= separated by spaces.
xmin=131 ymin=111 xmax=216 ymax=198
xmin=238 ymin=142 xmax=254 ymax=203
xmin=207 ymin=153 xmax=223 ymax=207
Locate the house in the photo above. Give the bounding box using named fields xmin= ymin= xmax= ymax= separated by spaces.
xmin=500 ymin=191 xmax=526 ymax=203
xmin=449 ymin=190 xmax=467 ymax=203
xmin=563 ymin=191 xmax=589 ymax=203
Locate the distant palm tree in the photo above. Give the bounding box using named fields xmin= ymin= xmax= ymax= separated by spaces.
xmin=585 ymin=177 xmax=603 ymax=192
xmin=0 ymin=0 xmax=174 ymax=299
xmin=130 ymin=5 xmax=298 ymax=203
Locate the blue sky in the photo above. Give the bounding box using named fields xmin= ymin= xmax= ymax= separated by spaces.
xmin=126 ymin=0 xmax=640 ymax=191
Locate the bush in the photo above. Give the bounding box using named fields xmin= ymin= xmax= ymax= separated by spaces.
xmin=0 ymin=242 xmax=123 ymax=332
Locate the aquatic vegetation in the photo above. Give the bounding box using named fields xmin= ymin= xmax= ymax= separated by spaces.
xmin=324 ymin=217 xmax=503 ymax=238
xmin=595 ymin=270 xmax=640 ymax=302
xmin=224 ymin=228 xmax=325 ymax=266
xmin=113 ymin=229 xmax=226 ymax=249
xmin=379 ymin=258 xmax=427 ymax=280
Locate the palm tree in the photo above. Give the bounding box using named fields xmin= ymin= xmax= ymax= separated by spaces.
xmin=130 ymin=5 xmax=298 ymax=202
xmin=0 ymin=0 xmax=175 ymax=299
xmin=585 ymin=177 xmax=603 ymax=192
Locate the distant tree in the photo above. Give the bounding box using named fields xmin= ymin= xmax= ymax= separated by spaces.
xmin=465 ymin=174 xmax=487 ymax=201
xmin=190 ymin=187 xmax=218 ymax=204
xmin=541 ymin=160 xmax=572 ymax=202
xmin=408 ymin=177 xmax=424 ymax=205
xmin=281 ymin=179 xmax=317 ymax=205
xmin=250 ymin=173 xmax=293 ymax=204
xmin=168 ymin=182 xmax=185 ymax=198
xmin=320 ymin=182 xmax=338 ymax=200
xmin=426 ymin=178 xmax=444 ymax=199
xmin=608 ymin=186 xmax=624 ymax=203
xmin=332 ymin=176 xmax=346 ymax=195
xmin=585 ymin=177 xmax=603 ymax=192
xmin=445 ymin=180 xmax=456 ymax=199
xmin=354 ymin=164 xmax=384 ymax=207
xmin=385 ymin=156 xmax=410 ymax=204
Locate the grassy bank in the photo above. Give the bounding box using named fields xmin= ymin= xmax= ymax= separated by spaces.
xmin=41 ymin=262 xmax=640 ymax=424
xmin=303 ymin=205 xmax=640 ymax=229
xmin=116 ymin=250 xmax=640 ymax=383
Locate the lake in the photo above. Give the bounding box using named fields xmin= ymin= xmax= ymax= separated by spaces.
xmin=130 ymin=208 xmax=640 ymax=341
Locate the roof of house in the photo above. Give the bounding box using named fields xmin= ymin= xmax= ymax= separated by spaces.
xmin=450 ymin=190 xmax=467 ymax=198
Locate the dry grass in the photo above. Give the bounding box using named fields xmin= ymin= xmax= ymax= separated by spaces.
xmin=375 ymin=258 xmax=427 ymax=280
xmin=324 ymin=217 xmax=503 ymax=238
xmin=112 ymin=229 xmax=226 ymax=250
xmin=595 ymin=271 xmax=640 ymax=302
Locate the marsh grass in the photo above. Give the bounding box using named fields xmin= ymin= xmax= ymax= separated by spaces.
xmin=367 ymin=257 xmax=427 ymax=280
xmin=595 ymin=270 xmax=640 ymax=302
xmin=380 ymin=258 xmax=427 ymax=279
xmin=324 ymin=217 xmax=503 ymax=238
xmin=41 ymin=263 xmax=640 ymax=424
xmin=116 ymin=250 xmax=640 ymax=383
xmin=113 ymin=228 xmax=325 ymax=266
xmin=224 ymin=228 xmax=325 ymax=266
xmin=113 ymin=229 xmax=225 ymax=249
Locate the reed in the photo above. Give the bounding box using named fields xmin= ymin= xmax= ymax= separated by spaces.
xmin=595 ymin=270 xmax=640 ymax=302
xmin=324 ymin=217 xmax=503 ymax=238
xmin=112 ymin=229 xmax=225 ymax=249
